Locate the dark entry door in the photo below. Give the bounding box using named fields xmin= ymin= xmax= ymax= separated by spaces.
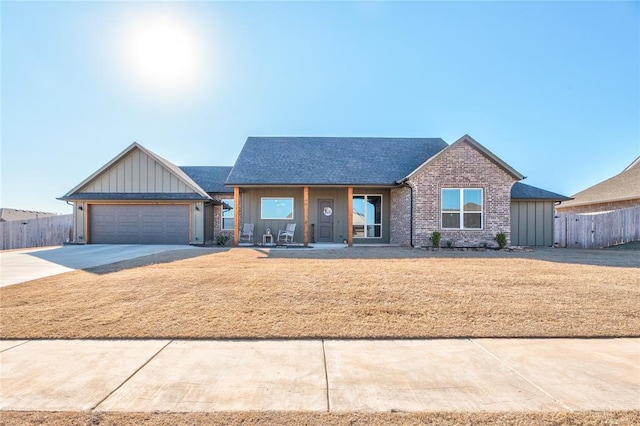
xmin=317 ymin=199 xmax=334 ymax=242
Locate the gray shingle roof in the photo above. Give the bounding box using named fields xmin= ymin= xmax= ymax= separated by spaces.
xmin=226 ymin=137 xmax=448 ymax=185
xmin=511 ymin=182 xmax=571 ymax=201
xmin=59 ymin=193 xmax=210 ymax=201
xmin=180 ymin=166 xmax=233 ymax=193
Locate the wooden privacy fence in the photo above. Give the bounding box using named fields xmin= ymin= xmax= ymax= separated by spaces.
xmin=0 ymin=215 xmax=73 ymax=250
xmin=554 ymin=206 xmax=640 ymax=249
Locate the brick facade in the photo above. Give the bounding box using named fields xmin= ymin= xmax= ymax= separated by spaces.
xmin=390 ymin=185 xmax=412 ymax=245
xmin=212 ymin=198 xmax=235 ymax=245
xmin=407 ymin=141 xmax=517 ymax=248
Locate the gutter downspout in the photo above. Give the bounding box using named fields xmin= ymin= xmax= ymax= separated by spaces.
xmin=409 ymin=182 xmax=414 ymax=247
xmin=398 ymin=179 xmax=414 ymax=247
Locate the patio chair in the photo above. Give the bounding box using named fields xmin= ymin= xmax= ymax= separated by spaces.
xmin=239 ymin=223 xmax=254 ymax=243
xmin=277 ymin=223 xmax=296 ymax=243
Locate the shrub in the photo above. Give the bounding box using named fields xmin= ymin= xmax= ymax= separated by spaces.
xmin=494 ymin=232 xmax=507 ymax=249
xmin=215 ymin=234 xmax=230 ymax=246
xmin=430 ymin=231 xmax=441 ymax=248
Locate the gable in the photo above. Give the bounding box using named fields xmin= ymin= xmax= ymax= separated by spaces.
xmin=403 ymin=135 xmax=524 ymax=182
xmin=226 ymin=137 xmax=448 ymax=186
xmin=60 ymin=143 xmax=210 ymax=199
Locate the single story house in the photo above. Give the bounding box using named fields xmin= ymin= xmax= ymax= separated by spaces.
xmin=59 ymin=135 xmax=569 ymax=247
xmin=555 ymin=156 xmax=640 ymax=214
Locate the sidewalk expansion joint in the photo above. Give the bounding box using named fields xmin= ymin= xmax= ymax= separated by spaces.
xmin=0 ymin=340 xmax=31 ymax=353
xmin=322 ymin=339 xmax=330 ymax=412
xmin=469 ymin=338 xmax=572 ymax=411
xmin=91 ymin=339 xmax=174 ymax=410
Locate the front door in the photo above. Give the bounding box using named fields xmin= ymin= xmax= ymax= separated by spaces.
xmin=317 ymin=199 xmax=334 ymax=242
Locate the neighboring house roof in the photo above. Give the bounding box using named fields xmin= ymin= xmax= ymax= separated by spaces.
xmin=59 ymin=142 xmax=211 ymax=200
xmin=558 ymin=156 xmax=640 ymax=209
xmin=0 ymin=208 xmax=57 ymax=222
xmin=226 ymin=137 xmax=448 ymax=186
xmin=60 ymin=193 xmax=211 ymax=201
xmin=511 ymin=182 xmax=572 ymax=201
xmin=180 ymin=166 xmax=233 ymax=194
xmin=403 ymin=134 xmax=524 ymax=181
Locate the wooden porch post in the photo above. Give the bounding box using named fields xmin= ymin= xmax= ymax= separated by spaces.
xmin=347 ymin=186 xmax=353 ymax=247
xmin=303 ymin=186 xmax=309 ymax=247
xmin=233 ymin=186 xmax=240 ymax=246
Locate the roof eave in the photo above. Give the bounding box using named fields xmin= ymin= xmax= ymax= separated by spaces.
xmin=62 ymin=142 xmax=210 ymax=199
xmin=225 ymin=182 xmax=398 ymax=187
xmin=557 ymin=195 xmax=640 ymax=208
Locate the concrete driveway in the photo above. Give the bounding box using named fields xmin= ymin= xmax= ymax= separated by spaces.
xmin=0 ymin=244 xmax=197 ymax=288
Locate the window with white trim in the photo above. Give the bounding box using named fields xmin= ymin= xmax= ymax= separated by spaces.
xmin=221 ymin=199 xmax=234 ymax=230
xmin=441 ymin=188 xmax=483 ymax=229
xmin=261 ymin=197 xmax=294 ymax=220
xmin=353 ymin=195 xmax=382 ymax=238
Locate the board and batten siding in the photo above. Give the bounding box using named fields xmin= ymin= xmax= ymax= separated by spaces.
xmin=510 ymin=200 xmax=555 ymax=246
xmin=235 ymin=187 xmax=391 ymax=244
xmin=308 ymin=188 xmax=349 ymax=243
xmin=68 ymin=147 xmax=205 ymax=244
xmin=237 ymin=188 xmax=304 ymax=242
xmin=79 ymin=149 xmax=196 ymax=194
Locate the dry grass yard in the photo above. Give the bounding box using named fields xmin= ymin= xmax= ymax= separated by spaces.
xmin=1 ymin=247 xmax=638 ymax=339
xmin=2 ymin=410 xmax=639 ymax=426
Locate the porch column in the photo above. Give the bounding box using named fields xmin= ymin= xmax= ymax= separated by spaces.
xmin=303 ymin=186 xmax=309 ymax=247
xmin=233 ymin=186 xmax=240 ymax=246
xmin=347 ymin=186 xmax=353 ymax=247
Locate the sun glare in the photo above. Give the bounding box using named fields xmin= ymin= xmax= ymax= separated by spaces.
xmin=120 ymin=13 xmax=205 ymax=98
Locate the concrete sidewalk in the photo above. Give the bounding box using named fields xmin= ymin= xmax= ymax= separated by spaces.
xmin=1 ymin=338 xmax=638 ymax=412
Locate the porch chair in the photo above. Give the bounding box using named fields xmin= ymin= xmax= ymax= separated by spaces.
xmin=239 ymin=223 xmax=254 ymax=243
xmin=277 ymin=223 xmax=296 ymax=243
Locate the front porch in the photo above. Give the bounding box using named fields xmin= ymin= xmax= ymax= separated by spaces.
xmin=231 ymin=186 xmax=393 ymax=247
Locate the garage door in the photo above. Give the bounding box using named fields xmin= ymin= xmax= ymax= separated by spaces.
xmin=90 ymin=205 xmax=189 ymax=244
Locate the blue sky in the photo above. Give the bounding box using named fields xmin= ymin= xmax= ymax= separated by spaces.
xmin=2 ymin=1 xmax=638 ymax=214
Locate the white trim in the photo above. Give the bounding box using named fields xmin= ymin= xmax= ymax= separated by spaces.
xmin=260 ymin=197 xmax=294 ymax=220
xmin=221 ymin=198 xmax=234 ymax=230
xmin=441 ymin=188 xmax=484 ymax=230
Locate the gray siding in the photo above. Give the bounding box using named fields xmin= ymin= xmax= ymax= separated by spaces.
xmin=80 ymin=149 xmax=196 ymax=194
xmin=239 ymin=188 xmax=304 ymax=242
xmin=308 ymin=188 xmax=349 ymax=243
xmin=237 ymin=187 xmax=391 ymax=244
xmin=510 ymin=201 xmax=555 ymax=246
xmin=203 ymin=204 xmax=215 ymax=243
xmin=90 ymin=204 xmax=189 ymax=244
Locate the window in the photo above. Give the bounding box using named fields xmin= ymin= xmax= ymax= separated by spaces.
xmin=353 ymin=195 xmax=382 ymax=238
xmin=441 ymin=188 xmax=483 ymax=229
xmin=221 ymin=199 xmax=234 ymax=230
xmin=261 ymin=198 xmax=294 ymax=220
